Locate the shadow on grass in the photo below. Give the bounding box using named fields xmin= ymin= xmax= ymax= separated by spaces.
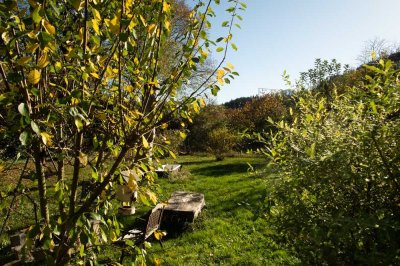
xmin=191 ymin=162 xmax=265 ymax=177
xmin=212 ymin=186 xmax=267 ymax=214
xmin=179 ymin=159 xmax=216 ymax=166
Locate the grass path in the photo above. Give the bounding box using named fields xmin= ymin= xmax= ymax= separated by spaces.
xmin=143 ymin=156 xmax=299 ymax=265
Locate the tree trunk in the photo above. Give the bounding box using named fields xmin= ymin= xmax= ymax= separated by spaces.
xmin=33 ymin=142 xmax=50 ymax=224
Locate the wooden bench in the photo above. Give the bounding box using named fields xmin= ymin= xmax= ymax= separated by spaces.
xmin=161 ymin=191 xmax=205 ymax=232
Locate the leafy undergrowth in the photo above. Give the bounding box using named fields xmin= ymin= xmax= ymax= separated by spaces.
xmin=115 ymin=156 xmax=300 ymax=265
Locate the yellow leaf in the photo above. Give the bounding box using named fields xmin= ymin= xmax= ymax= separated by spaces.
xmin=154 ymin=258 xmax=162 ymax=266
xmin=165 ymin=20 xmax=170 ymax=32
xmin=42 ymin=20 xmax=56 ymax=35
xmin=27 ymin=31 xmax=37 ymax=39
xmin=40 ymin=132 xmax=53 ymax=146
xmin=37 ymin=53 xmax=49 ymax=68
xmin=154 ymin=230 xmax=167 ymax=241
xmin=148 ymin=24 xmax=157 ymax=35
xmin=139 ymin=15 xmax=147 ymax=26
xmin=127 ymin=176 xmax=138 ymax=191
xmin=91 ymin=19 xmax=100 ymax=35
xmin=217 ymin=69 xmax=225 ymax=85
xmin=160 ymin=123 xmax=168 ymax=129
xmin=217 ymin=69 xmax=225 ymax=79
xmin=124 ymin=85 xmax=133 ymax=92
xmin=163 ymin=2 xmax=171 ymax=13
xmin=147 ymin=191 xmax=157 ymax=205
xmin=79 ymin=27 xmax=85 ymax=44
xmin=79 ymin=152 xmax=88 ymax=166
xmin=227 ymin=62 xmax=234 ymax=70
xmin=142 ymin=135 xmax=149 ymax=149
xmin=126 ymin=0 xmax=134 ymax=10
xmin=71 ymin=98 xmax=80 ymax=105
xmin=16 ymin=56 xmax=32 ymax=66
xmin=198 ymin=97 xmax=206 ymax=108
xmin=28 ymin=69 xmax=41 ymax=84
xmin=90 ymin=72 xmax=100 ymax=79
xmin=55 ymin=61 xmax=62 ymax=71
xmin=179 ymin=131 xmax=186 ymax=139
xmin=92 ymin=8 xmax=101 ymax=20
xmin=200 ymin=49 xmax=208 ymax=57
xmin=27 ymin=43 xmax=40 ymax=53
xmin=105 ymin=16 xmax=120 ymax=35
xmin=169 ymin=150 xmax=176 ymax=159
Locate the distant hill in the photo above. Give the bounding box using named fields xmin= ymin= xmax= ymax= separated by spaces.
xmin=223 ymin=96 xmax=255 ymax=109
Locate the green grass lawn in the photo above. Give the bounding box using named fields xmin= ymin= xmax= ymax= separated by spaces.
xmin=0 ymin=155 xmax=300 ymax=265
xmin=125 ymin=156 xmax=299 ymax=265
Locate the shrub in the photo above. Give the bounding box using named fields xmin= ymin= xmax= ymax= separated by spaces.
xmin=263 ymin=59 xmax=400 ymax=264
xmin=207 ymin=127 xmax=238 ymax=160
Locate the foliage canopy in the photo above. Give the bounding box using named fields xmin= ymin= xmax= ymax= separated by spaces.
xmin=0 ymin=0 xmax=245 ymax=264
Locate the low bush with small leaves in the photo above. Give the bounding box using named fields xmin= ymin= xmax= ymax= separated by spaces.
xmin=262 ymin=59 xmax=400 ymax=265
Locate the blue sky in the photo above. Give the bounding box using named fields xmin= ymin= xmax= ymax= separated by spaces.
xmin=207 ymin=0 xmax=400 ymax=103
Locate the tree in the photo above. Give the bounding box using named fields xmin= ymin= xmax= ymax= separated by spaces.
xmin=207 ymin=126 xmax=237 ymax=160
xmin=185 ymin=104 xmax=228 ymax=152
xmin=357 ymin=37 xmax=400 ymax=64
xmin=0 ymin=0 xmax=245 ymax=264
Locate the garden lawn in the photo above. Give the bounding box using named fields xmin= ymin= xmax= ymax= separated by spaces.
xmin=137 ymin=156 xmax=299 ymax=265
xmin=0 ymin=156 xmax=299 ymax=265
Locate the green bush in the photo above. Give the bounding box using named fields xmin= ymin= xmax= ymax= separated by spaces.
xmin=207 ymin=127 xmax=238 ymax=160
xmin=263 ymin=59 xmax=400 ymax=264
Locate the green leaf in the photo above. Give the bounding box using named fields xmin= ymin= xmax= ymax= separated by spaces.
xmin=216 ymin=47 xmax=224 ymax=52
xmin=19 ymin=131 xmax=30 ymax=146
xmin=363 ymin=64 xmax=385 ymax=75
xmin=370 ymin=101 xmax=377 ymax=114
xmin=231 ymin=43 xmax=238 ymax=51
xmin=18 ymin=103 xmax=29 ymax=117
xmin=31 ymin=121 xmax=40 ymax=134
xmin=75 ymin=117 xmax=83 ymax=132
xmin=38 ymin=31 xmax=53 ymax=47
xmin=211 ymin=85 xmax=220 ymax=96
xmin=69 ymin=0 xmax=84 ymax=11
xmin=139 ymin=193 xmax=151 ymax=206
xmin=32 ymin=6 xmax=42 ymax=24
xmin=79 ymin=245 xmax=85 ymax=257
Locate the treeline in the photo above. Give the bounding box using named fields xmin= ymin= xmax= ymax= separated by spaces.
xmin=182 ymin=92 xmax=291 ymax=159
